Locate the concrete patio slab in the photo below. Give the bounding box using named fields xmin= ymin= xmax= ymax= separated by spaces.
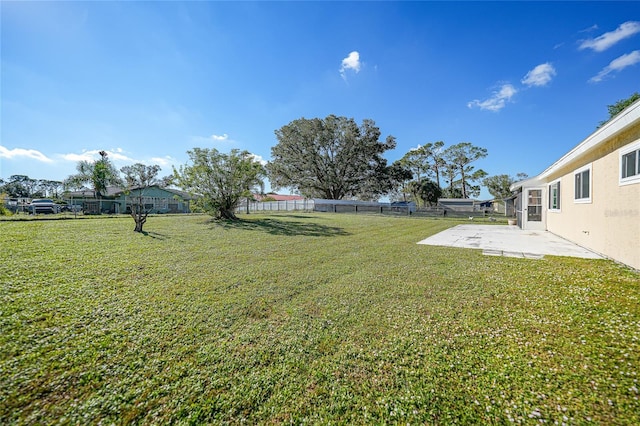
xmin=417 ymin=225 xmax=603 ymax=260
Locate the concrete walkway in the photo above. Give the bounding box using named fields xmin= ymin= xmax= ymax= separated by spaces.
xmin=417 ymin=225 xmax=603 ymax=260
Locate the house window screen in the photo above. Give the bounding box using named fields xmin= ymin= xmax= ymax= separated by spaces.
xmin=622 ymin=150 xmax=638 ymax=179
xmin=548 ymin=181 xmax=560 ymax=210
xmin=575 ymin=168 xmax=590 ymax=201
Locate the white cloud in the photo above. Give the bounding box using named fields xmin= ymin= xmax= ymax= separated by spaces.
xmin=249 ymin=153 xmax=267 ymax=166
xmin=589 ymin=50 xmax=640 ymax=83
xmin=150 ymin=156 xmax=176 ymax=167
xmin=192 ymin=133 xmax=240 ymax=149
xmin=0 ymin=146 xmax=54 ymax=162
xmin=579 ymin=21 xmax=640 ymax=52
xmin=340 ymin=51 xmax=361 ymax=80
xmin=579 ymin=24 xmax=599 ymax=34
xmin=106 ymin=150 xmax=134 ymax=162
xmin=60 ymin=152 xmax=99 ymax=162
xmin=467 ymin=84 xmax=517 ymax=112
xmin=521 ymin=63 xmax=556 ymax=87
xmin=211 ymin=133 xmax=229 ymax=142
xmin=59 ymin=148 xmax=134 ymax=163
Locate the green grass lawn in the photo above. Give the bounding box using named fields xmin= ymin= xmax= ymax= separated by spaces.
xmin=1 ymin=213 xmax=639 ymax=424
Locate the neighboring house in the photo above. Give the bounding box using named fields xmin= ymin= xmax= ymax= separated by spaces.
xmin=510 ymin=99 xmax=640 ymax=270
xmin=490 ymin=197 xmax=516 ymax=216
xmin=65 ymin=186 xmax=122 ymax=214
xmin=116 ymin=186 xmax=192 ymax=214
xmin=390 ymin=201 xmax=417 ymax=213
xmin=65 ymin=185 xmax=192 ymax=214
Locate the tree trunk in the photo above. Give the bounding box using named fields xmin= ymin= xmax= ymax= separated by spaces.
xmin=131 ymin=202 xmax=148 ymax=232
xmin=460 ymin=169 xmax=467 ymax=198
xmin=218 ymin=208 xmax=238 ymax=221
xmin=134 ymin=219 xmax=145 ymax=233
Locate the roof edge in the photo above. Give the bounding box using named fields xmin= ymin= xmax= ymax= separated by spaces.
xmin=538 ymin=98 xmax=640 ymax=180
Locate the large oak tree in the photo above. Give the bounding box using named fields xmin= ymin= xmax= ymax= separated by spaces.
xmin=268 ymin=115 xmax=396 ymax=200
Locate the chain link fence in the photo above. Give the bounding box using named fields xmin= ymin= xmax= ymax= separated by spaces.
xmin=237 ymin=199 xmax=501 ymax=219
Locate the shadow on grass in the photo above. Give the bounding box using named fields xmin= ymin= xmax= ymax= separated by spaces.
xmin=140 ymin=231 xmax=169 ymax=240
xmin=216 ymin=217 xmax=350 ymax=237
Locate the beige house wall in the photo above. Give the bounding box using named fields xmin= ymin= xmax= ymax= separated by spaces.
xmin=544 ymin=123 xmax=640 ymax=270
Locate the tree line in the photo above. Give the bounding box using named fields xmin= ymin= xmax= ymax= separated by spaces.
xmin=267 ymin=115 xmax=514 ymax=207
xmin=0 ymin=175 xmax=64 ymax=199
xmin=0 ymin=116 xmax=514 ymax=225
xmin=4 ymin=93 xmax=637 ymax=224
xmin=174 ymin=115 xmax=519 ymax=220
xmin=171 ymin=115 xmax=513 ymax=221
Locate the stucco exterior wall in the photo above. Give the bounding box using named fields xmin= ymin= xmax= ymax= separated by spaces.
xmin=545 ymin=125 xmax=640 ymax=270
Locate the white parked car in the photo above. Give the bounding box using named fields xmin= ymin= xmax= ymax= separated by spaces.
xmin=29 ymin=199 xmax=60 ymax=214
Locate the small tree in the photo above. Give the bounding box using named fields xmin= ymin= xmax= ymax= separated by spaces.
xmin=483 ymin=173 xmax=529 ymax=200
xmin=409 ymin=179 xmax=442 ymax=207
xmin=386 ymin=160 xmax=414 ymax=201
xmin=173 ymin=148 xmax=265 ymax=220
xmin=0 ymin=192 xmax=11 ymax=216
xmin=121 ymin=163 xmax=161 ymax=233
xmin=483 ymin=174 xmax=514 ymax=199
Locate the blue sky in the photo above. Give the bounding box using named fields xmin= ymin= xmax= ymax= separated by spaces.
xmin=1 ymin=1 xmax=639 ymax=199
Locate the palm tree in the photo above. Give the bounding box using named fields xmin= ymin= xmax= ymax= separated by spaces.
xmin=65 ymin=151 xmax=122 ymax=213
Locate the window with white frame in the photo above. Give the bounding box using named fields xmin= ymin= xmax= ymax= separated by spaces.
xmin=620 ymin=141 xmax=640 ymax=185
xmin=548 ymin=180 xmax=561 ymax=211
xmin=574 ymin=164 xmax=591 ymax=203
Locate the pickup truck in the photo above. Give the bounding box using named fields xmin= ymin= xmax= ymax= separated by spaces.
xmin=29 ymin=199 xmax=60 ymax=214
